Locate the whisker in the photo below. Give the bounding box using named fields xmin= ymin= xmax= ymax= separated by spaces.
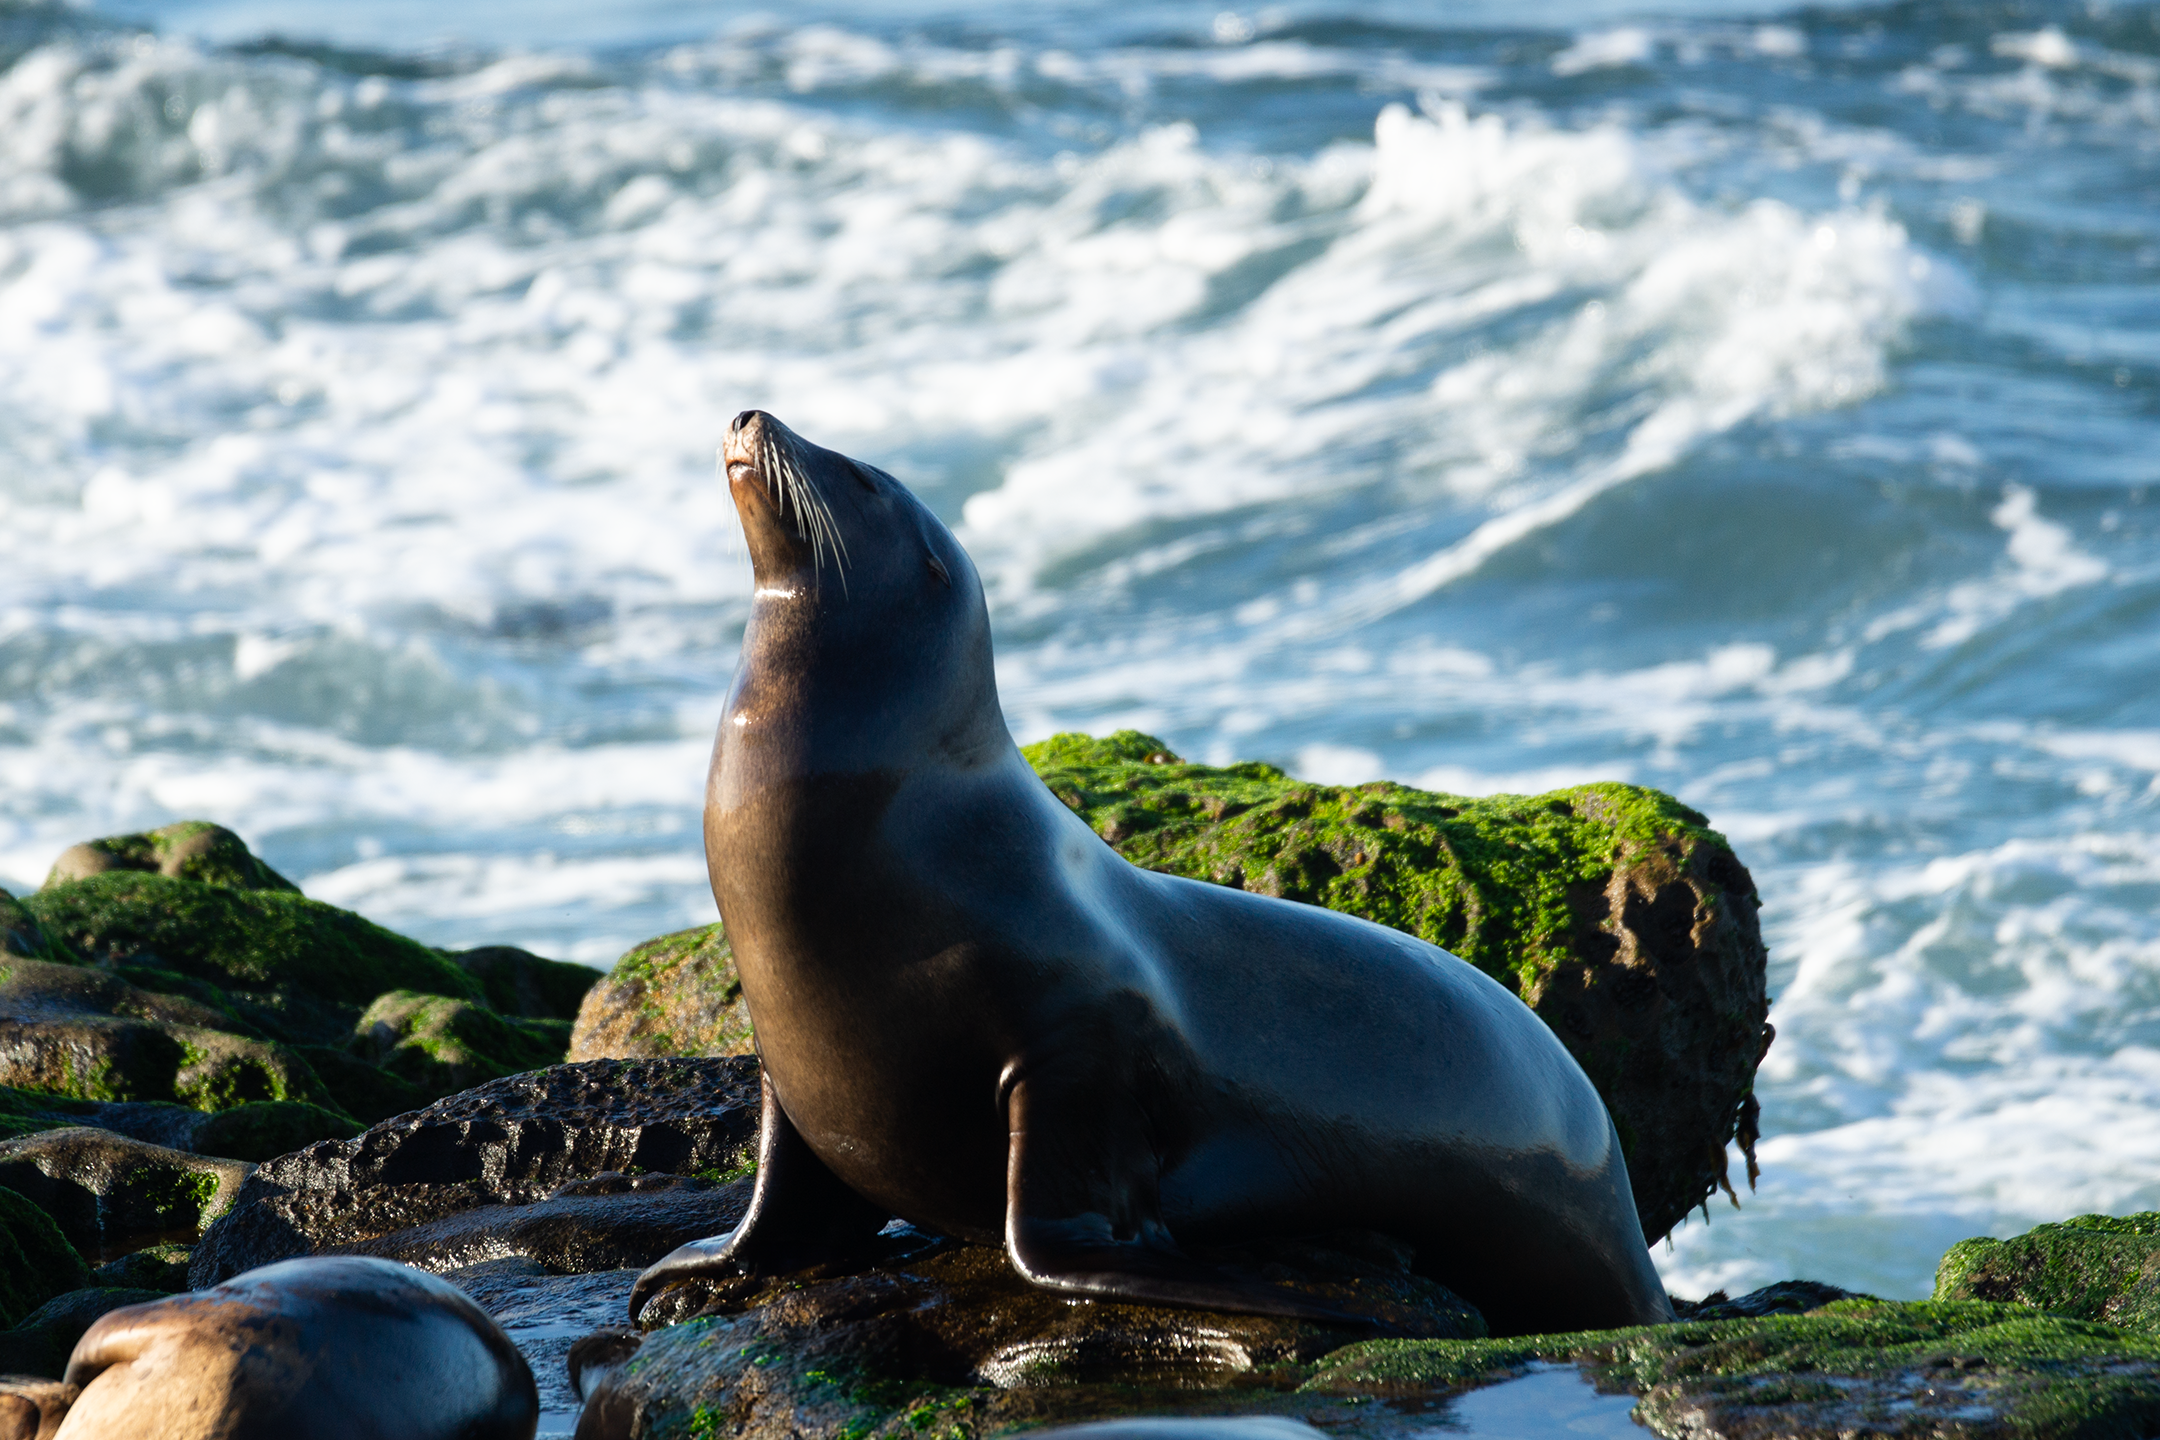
xmin=755 ymin=421 xmax=851 ymax=597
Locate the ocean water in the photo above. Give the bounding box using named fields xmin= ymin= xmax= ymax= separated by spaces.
xmin=2 ymin=0 xmax=2156 ymax=1304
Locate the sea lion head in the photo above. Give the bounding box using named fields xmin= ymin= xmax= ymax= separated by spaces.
xmin=719 ymin=410 xmax=1003 ymax=766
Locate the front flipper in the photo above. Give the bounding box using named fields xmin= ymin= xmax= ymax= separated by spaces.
xmin=629 ymin=1068 xmax=889 ymax=1323
xmin=1002 ymin=1072 xmax=1365 ymax=1324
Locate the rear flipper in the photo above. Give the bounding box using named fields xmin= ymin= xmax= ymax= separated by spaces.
xmin=628 ymin=1070 xmax=889 ymax=1323
xmin=1002 ymin=1072 xmax=1369 ymax=1326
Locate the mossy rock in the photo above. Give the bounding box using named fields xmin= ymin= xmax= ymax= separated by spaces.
xmin=0 ymin=1186 xmax=91 ymax=1329
xmin=0 ymin=1128 xmax=251 ymax=1261
xmin=45 ymin=820 xmax=298 ymax=893
xmin=289 ymin=1043 xmax=440 ymax=1125
xmin=447 ymin=945 xmax=601 ymax=1022
xmin=567 ymin=922 xmax=752 ymax=1061
xmin=190 ymin=1099 xmax=361 ymax=1162
xmin=25 ymin=871 xmax=483 ymax=1013
xmin=0 ymin=1085 xmax=352 ymax=1160
xmin=1022 ymin=731 xmax=1770 ymax=1243
xmin=1306 ymin=1298 xmax=2160 ymax=1438
xmin=0 ymin=1285 xmax=166 ymax=1379
xmin=0 ymin=889 xmax=68 ymax=965
xmin=347 ymin=991 xmax=570 ymax=1094
xmin=0 ymin=1084 xmax=109 ymax=1143
xmin=90 ymin=1241 xmax=191 ymax=1293
xmin=1937 ymin=1213 xmax=2160 ymax=1334
xmin=0 ymin=958 xmax=339 ymax=1112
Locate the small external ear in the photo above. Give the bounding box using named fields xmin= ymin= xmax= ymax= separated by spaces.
xmin=926 ymin=553 xmax=951 ymax=587
xmin=847 ymin=459 xmax=880 ymax=492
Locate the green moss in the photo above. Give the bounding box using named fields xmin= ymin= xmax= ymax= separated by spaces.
xmin=623 ymin=923 xmax=750 ymax=1055
xmin=0 ymin=1186 xmax=91 ymax=1328
xmin=91 ymin=1242 xmax=191 ymax=1292
xmin=1022 ymin=730 xmax=1724 ymax=996
xmin=1936 ymin=1213 xmax=2160 ymax=1333
xmin=348 ymin=990 xmax=570 ymax=1092
xmin=1304 ymin=1299 xmax=2160 ymax=1437
xmin=0 ymin=1086 xmax=105 ymax=1141
xmin=448 ymin=945 xmax=602 ymax=1022
xmin=291 ymin=1044 xmax=438 ymax=1124
xmin=0 ymin=889 xmax=68 ymax=964
xmin=26 ymin=872 xmax=483 ymax=1010
xmin=572 ymin=922 xmax=753 ymax=1061
xmin=44 ymin=821 xmax=299 ymax=893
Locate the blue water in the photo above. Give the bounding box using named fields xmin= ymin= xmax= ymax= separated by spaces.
xmin=1 ymin=0 xmax=2156 ymax=1303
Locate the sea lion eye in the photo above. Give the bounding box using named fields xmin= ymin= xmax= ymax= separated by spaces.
xmin=926 ymin=553 xmax=950 ymax=587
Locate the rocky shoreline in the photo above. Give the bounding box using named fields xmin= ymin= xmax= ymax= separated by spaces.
xmin=1 ymin=733 xmax=2154 ymax=1437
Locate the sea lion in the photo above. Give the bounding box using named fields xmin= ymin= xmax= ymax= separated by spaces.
xmin=54 ymin=1255 xmax=537 ymax=1439
xmin=629 ymin=411 xmax=1674 ymax=1336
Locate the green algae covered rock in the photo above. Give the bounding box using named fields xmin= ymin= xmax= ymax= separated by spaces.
xmin=0 ymin=1084 xmax=357 ymax=1160
xmin=0 ymin=1127 xmax=250 ymax=1261
xmin=24 ymin=871 xmax=482 ymax=1011
xmin=0 ymin=957 xmax=341 ymax=1112
xmin=0 ymin=1186 xmax=90 ymax=1328
xmin=44 ymin=820 xmax=299 ymax=893
xmin=348 ymin=990 xmax=572 ymax=1093
xmin=0 ymin=889 xmax=68 ymax=965
xmin=447 ymin=944 xmax=600 ymax=1022
xmin=1937 ymin=1213 xmax=2160 ymax=1334
xmin=1305 ymin=1298 xmax=2160 ymax=1438
xmin=90 ymin=1241 xmax=191 ymax=1293
xmin=567 ymin=922 xmax=753 ymax=1062
xmin=5 ymin=822 xmax=587 ymax=1130
xmin=1023 ymin=731 xmax=1771 ymax=1243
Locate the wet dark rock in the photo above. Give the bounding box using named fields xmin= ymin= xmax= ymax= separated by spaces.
xmin=584 ymin=1228 xmax=1483 ymax=1440
xmin=0 ymin=1128 xmax=250 ymax=1262
xmin=1936 ymin=1211 xmax=2160 ymax=1332
xmin=1672 ymin=1279 xmax=1867 ymax=1321
xmin=566 ymin=923 xmax=752 ymax=1062
xmin=315 ymin=1173 xmax=749 ymax=1275
xmin=0 ymin=1287 xmax=165 ymax=1380
xmin=191 ymin=1058 xmax=759 ymax=1285
xmin=0 ymin=1187 xmax=89 ymax=1329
